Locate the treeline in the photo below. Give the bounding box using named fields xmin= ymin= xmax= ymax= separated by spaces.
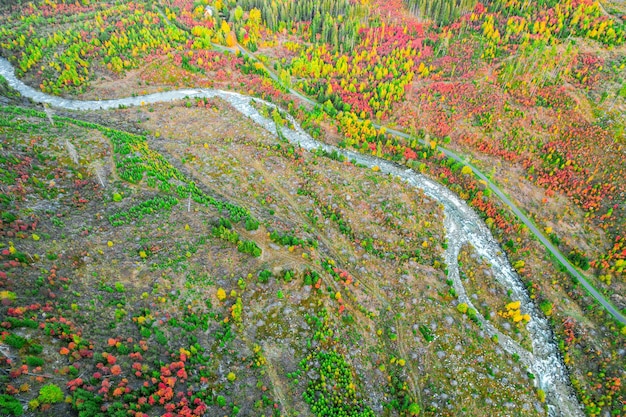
xmin=487 ymin=0 xmax=569 ymax=16
xmin=405 ymin=0 xmax=480 ymax=24
xmin=0 ymin=0 xmax=31 ymax=14
xmin=235 ymin=0 xmax=368 ymax=50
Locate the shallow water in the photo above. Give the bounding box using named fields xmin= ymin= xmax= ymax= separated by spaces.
xmin=0 ymin=57 xmax=583 ymax=417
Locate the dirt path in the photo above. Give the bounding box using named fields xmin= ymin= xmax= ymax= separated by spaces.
xmin=394 ymin=317 xmax=423 ymax=404
xmin=263 ymin=344 xmax=300 ymax=416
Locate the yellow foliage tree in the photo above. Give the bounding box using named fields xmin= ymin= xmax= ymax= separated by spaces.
xmin=221 ymin=21 xmax=230 ymax=35
xmin=225 ymin=31 xmax=237 ymax=47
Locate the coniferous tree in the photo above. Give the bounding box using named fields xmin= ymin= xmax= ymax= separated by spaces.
xmin=235 ymin=0 xmax=368 ymax=51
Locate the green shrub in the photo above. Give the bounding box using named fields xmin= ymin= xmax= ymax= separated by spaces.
xmin=9 ymin=250 xmax=30 ymax=264
xmin=109 ymin=195 xmax=178 ymax=226
xmin=269 ymin=230 xmax=317 ymax=248
xmin=418 ymin=325 xmax=434 ymax=342
xmin=456 ymin=303 xmax=468 ymax=314
xmin=238 ymin=239 xmax=262 ymax=257
xmin=342 ymin=313 xmax=355 ymax=324
xmin=4 ymin=333 xmax=27 ymax=349
xmin=568 ymin=250 xmax=590 ymax=270
xmin=38 ymin=383 xmax=64 ymax=404
xmin=218 ymin=217 xmax=232 ymax=229
xmin=539 ymin=299 xmax=553 ymax=316
xmin=116 ymin=343 xmax=130 ymax=355
xmin=28 ymin=344 xmax=43 ymax=354
xmin=258 ymin=270 xmax=272 ymax=284
xmin=283 ymin=270 xmax=293 ymax=282
xmin=0 ymin=394 xmax=23 ymax=416
xmin=71 ymin=388 xmax=103 ymax=416
xmin=212 ymin=225 xmax=239 ymax=243
xmin=408 ymin=402 xmax=421 ymax=416
xmin=154 ymin=329 xmax=168 ymax=346
xmin=25 ymin=356 xmax=44 ymax=367
xmin=245 ymin=217 xmax=259 ymax=231
xmin=6 ymin=317 xmax=38 ymax=329
xmin=1 ymin=212 xmax=17 ymax=223
xmin=303 ymin=269 xmax=320 ymax=286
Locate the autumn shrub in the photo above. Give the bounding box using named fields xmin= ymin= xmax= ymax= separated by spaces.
xmin=537 ymin=389 xmax=546 ymax=403
xmin=28 ymin=399 xmax=39 ymax=411
xmin=231 ymin=297 xmax=243 ymax=325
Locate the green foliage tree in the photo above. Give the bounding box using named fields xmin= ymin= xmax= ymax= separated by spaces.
xmin=405 ymin=0 xmax=477 ymax=25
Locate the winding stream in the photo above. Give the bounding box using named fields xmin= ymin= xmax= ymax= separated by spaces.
xmin=0 ymin=57 xmax=583 ymax=417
